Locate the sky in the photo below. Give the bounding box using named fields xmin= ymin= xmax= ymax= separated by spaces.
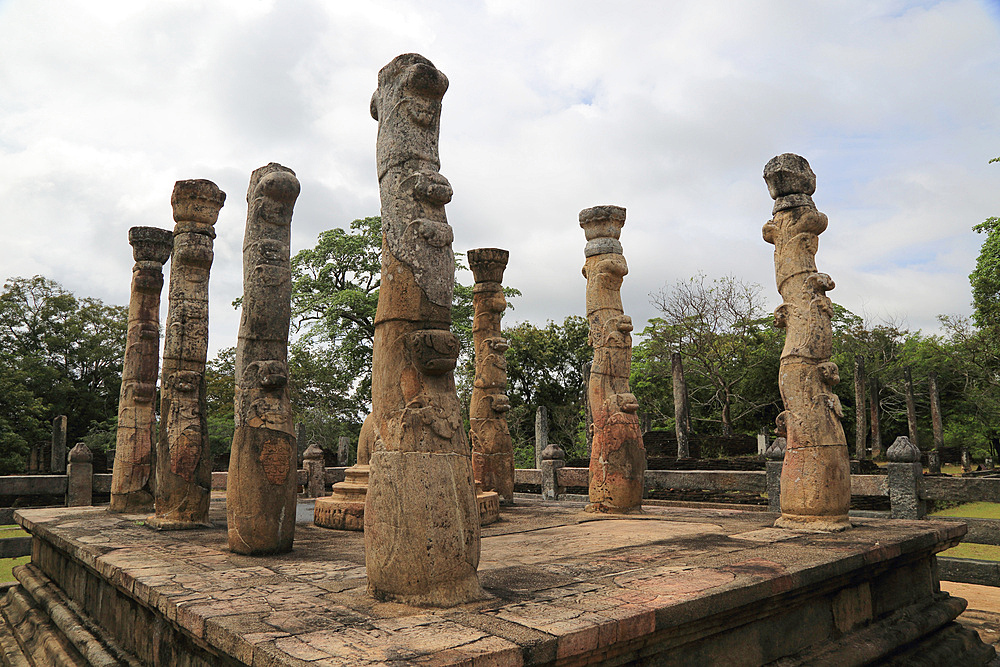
xmin=0 ymin=0 xmax=998 ymax=357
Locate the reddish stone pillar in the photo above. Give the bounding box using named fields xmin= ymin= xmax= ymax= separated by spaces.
xmin=762 ymin=154 xmax=850 ymax=532
xmin=150 ymin=180 xmax=226 ymax=530
xmin=580 ymin=205 xmax=646 ymax=513
xmin=110 ymin=226 xmax=172 ymax=513
xmin=226 ymin=163 xmax=300 ymax=555
xmin=365 ymin=54 xmax=483 ymax=606
xmin=468 ymin=247 xmax=514 ymax=505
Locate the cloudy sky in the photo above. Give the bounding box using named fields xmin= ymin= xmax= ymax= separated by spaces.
xmin=1 ymin=0 xmax=998 ymax=357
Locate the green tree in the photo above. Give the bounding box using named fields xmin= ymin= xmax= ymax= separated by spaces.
xmin=503 ymin=316 xmax=591 ymax=463
xmin=0 ymin=276 xmax=127 ymax=465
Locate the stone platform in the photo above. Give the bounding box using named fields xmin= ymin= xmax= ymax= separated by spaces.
xmin=1 ymin=499 xmax=996 ymax=665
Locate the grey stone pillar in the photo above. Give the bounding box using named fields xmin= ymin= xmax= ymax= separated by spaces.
xmin=51 ymin=415 xmax=67 ymax=473
xmin=962 ymin=447 xmax=972 ymax=473
xmin=303 ymin=443 xmax=325 ymax=498
xmin=765 ymin=437 xmax=785 ymax=513
xmin=927 ymin=450 xmax=941 ymax=475
xmin=540 ymin=443 xmax=566 ymax=501
xmin=887 ymin=436 xmax=925 ymax=520
xmin=66 ymin=443 xmax=93 ymax=507
xmin=534 ymin=406 xmax=548 ymax=469
xmin=986 ymin=456 xmax=994 ymax=471
xmin=337 ymin=436 xmax=350 ymax=466
xmin=904 ymin=367 xmax=919 ymax=449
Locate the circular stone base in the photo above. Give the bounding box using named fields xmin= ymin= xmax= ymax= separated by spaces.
xmin=774 ymin=513 xmax=851 ymax=533
xmin=314 ymin=497 xmax=365 ymax=531
xmin=478 ymin=491 xmax=500 ymax=525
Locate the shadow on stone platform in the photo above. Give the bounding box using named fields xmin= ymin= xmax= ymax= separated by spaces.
xmin=0 ymin=499 xmax=995 ymax=665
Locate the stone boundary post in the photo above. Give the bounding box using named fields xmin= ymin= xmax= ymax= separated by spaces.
xmin=66 ymin=443 xmax=93 ymax=507
xmin=303 ymin=443 xmax=326 ymax=498
xmin=887 ymin=436 xmax=925 ymax=520
xmin=540 ymin=443 xmax=566 ymax=501
xmin=765 ymin=437 xmax=786 ymax=513
xmin=52 ymin=415 xmax=67 ymax=474
xmin=534 ymin=406 xmax=548 ymax=469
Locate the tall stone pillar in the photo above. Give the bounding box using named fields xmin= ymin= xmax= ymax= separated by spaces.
xmin=110 ymin=226 xmax=173 ymax=513
xmin=51 ymin=415 xmax=67 ymax=473
xmin=870 ymin=378 xmax=883 ymax=459
xmin=226 ymin=163 xmax=299 ymax=555
xmin=929 ymin=372 xmax=945 ymax=453
xmin=468 ymin=247 xmax=514 ymax=505
xmin=580 ymin=205 xmax=646 ymax=514
xmin=534 ymin=405 xmax=548 ymax=469
xmin=672 ymin=352 xmax=690 ymax=459
xmin=150 ymin=179 xmax=225 ymax=530
xmin=904 ymin=366 xmax=920 ymax=448
xmin=364 ymin=53 xmax=483 ymax=606
xmin=762 ymin=154 xmax=850 ymax=532
xmin=854 ymin=355 xmax=867 ymax=460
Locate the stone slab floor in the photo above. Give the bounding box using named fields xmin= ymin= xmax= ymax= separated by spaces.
xmin=10 ymin=499 xmax=988 ymax=666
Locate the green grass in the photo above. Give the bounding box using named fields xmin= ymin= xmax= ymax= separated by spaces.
xmin=0 ymin=525 xmax=27 ymax=540
xmin=0 ymin=556 xmax=28 ymax=583
xmin=940 ymin=542 xmax=1000 ymax=561
xmin=930 ymin=502 xmax=1000 ymax=519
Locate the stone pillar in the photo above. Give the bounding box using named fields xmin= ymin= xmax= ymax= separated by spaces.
xmin=296 ymin=422 xmax=307 ymax=464
xmin=364 ymin=54 xmax=483 ymax=606
xmin=762 ymin=154 xmax=850 ymax=532
xmin=110 ymin=226 xmax=172 ymax=513
xmin=303 ymin=443 xmax=326 ymax=498
xmin=582 ymin=362 xmax=593 ymax=456
xmin=962 ymin=447 xmax=972 ymax=473
xmin=886 ymin=436 xmax=925 ymax=519
xmin=150 ymin=179 xmax=226 ymax=530
xmin=534 ymin=406 xmax=548 ymax=469
xmin=854 ymin=355 xmax=866 ymax=460
xmin=51 ymin=415 xmax=67 ymax=474
xmin=227 ymin=164 xmax=299 ymax=555
xmin=580 ymin=205 xmax=646 ymax=514
xmin=765 ymin=437 xmax=786 ymax=513
xmin=27 ymin=445 xmax=39 ymax=474
xmin=468 ymin=247 xmax=514 ymax=505
xmin=540 ymin=443 xmax=566 ymax=501
xmin=870 ymin=378 xmax=883 ymax=459
xmin=904 ymin=366 xmax=920 ymax=449
xmin=927 ymin=450 xmax=941 ymax=475
xmin=987 ymin=456 xmax=995 ymax=471
xmin=672 ymin=352 xmax=690 ymax=459
xmin=336 ymin=436 xmax=350 ymax=466
xmin=66 ymin=443 xmax=93 ymax=507
xmin=929 ymin=373 xmax=945 ymax=453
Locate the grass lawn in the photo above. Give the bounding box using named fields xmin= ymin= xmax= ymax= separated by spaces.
xmin=0 ymin=525 xmax=27 ymax=540
xmin=930 ymin=502 xmax=1000 ymax=520
xmin=940 ymin=542 xmax=1000 ymax=562
xmin=0 ymin=556 xmax=28 ymax=583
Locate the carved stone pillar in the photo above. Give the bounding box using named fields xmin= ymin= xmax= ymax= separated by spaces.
xmin=762 ymin=154 xmax=850 ymax=532
xmin=468 ymin=247 xmax=514 ymax=505
xmin=110 ymin=226 xmax=173 ymax=513
xmin=364 ymin=54 xmax=483 ymax=606
xmin=51 ymin=415 xmax=67 ymax=474
xmin=580 ymin=205 xmax=646 ymax=514
xmin=149 ymin=179 xmax=225 ymax=530
xmin=226 ymin=163 xmax=299 ymax=555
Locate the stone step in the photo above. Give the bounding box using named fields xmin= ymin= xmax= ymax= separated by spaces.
xmin=0 ymin=564 xmax=140 ymax=667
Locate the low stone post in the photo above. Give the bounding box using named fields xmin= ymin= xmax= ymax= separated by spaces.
xmin=303 ymin=443 xmax=326 ymax=498
xmin=540 ymin=443 xmax=566 ymax=501
xmin=986 ymin=456 xmax=995 ymax=471
xmin=927 ymin=450 xmax=941 ymax=475
xmin=886 ymin=436 xmax=925 ymax=519
xmin=52 ymin=415 xmax=67 ymax=474
xmin=765 ymin=437 xmax=786 ymax=513
xmin=66 ymin=443 xmax=93 ymax=507
xmin=534 ymin=406 xmax=548 ymax=470
xmin=337 ymin=436 xmax=350 ymax=466
xmin=962 ymin=447 xmax=972 ymax=473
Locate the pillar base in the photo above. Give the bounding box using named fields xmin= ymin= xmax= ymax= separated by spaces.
xmin=774 ymin=512 xmax=851 ymax=533
xmin=314 ymin=465 xmax=369 ymax=531
xmin=144 ymin=516 xmax=213 ymax=531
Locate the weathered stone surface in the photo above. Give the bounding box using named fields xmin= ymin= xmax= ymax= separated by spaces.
xmin=66 ymin=443 xmax=93 ymax=507
xmin=110 ymin=226 xmax=172 ymax=513
xmin=468 ymin=247 xmax=514 ymax=505
xmin=315 ymin=414 xmax=374 ymax=531
xmin=763 ymin=154 xmax=850 ymax=532
xmin=302 ymin=443 xmax=325 ymax=498
xmin=365 ymin=54 xmax=482 ymax=606
xmin=151 ymin=179 xmax=225 ymax=530
xmin=9 ymin=501 xmax=996 ymax=666
xmin=535 ymin=405 xmax=548 ymax=469
xmin=51 ymin=415 xmax=67 ymax=474
xmin=580 ymin=205 xmax=646 ymax=513
xmin=227 ymin=163 xmax=300 ymax=555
